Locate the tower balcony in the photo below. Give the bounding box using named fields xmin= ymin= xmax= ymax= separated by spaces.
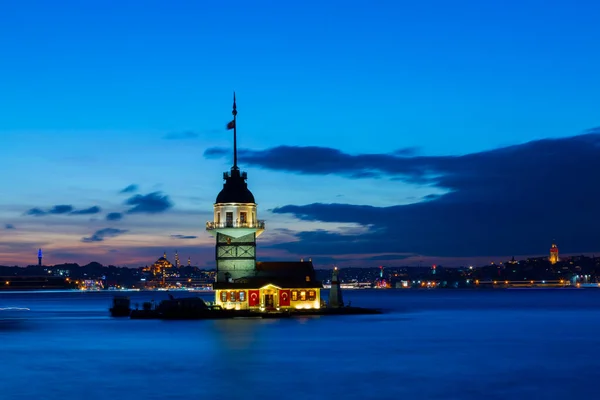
xmin=206 ymin=220 xmax=265 ymax=238
xmin=206 ymin=220 xmax=265 ymax=230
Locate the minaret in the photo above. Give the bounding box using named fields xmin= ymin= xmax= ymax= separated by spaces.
xmin=206 ymin=93 xmax=265 ymax=282
xmin=328 ymin=267 xmax=344 ymax=308
xmin=549 ymin=242 xmax=559 ymax=264
xmin=38 ymin=248 xmax=43 ymax=266
xmin=175 ymin=250 xmax=180 ymax=268
xmin=187 ymin=257 xmax=191 ymax=267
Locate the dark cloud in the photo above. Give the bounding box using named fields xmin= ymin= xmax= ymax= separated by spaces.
xmin=163 ymin=131 xmax=200 ymax=140
xmin=120 ymin=184 xmax=139 ymax=194
xmin=81 ymin=228 xmax=128 ymax=243
xmin=5 ymin=224 xmax=15 ymax=230
xmin=70 ymin=206 xmax=101 ymax=215
xmin=203 ymin=145 xmax=437 ymax=181
xmin=125 ymin=192 xmax=173 ymax=214
xmin=252 ymin=132 xmax=600 ymax=258
xmin=170 ymin=234 xmax=198 ymax=240
xmin=25 ymin=208 xmax=47 ymax=216
xmin=49 ymin=205 xmax=74 ymax=214
xmin=106 ymin=212 xmax=123 ymax=221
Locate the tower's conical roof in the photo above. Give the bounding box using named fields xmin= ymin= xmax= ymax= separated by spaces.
xmin=216 ymin=94 xmax=255 ymax=204
xmin=216 ymin=169 xmax=255 ymax=204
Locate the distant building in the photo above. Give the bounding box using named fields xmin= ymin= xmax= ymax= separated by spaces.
xmin=143 ymin=252 xmax=173 ymax=276
xmin=206 ymin=95 xmax=322 ymax=311
xmin=549 ymin=242 xmax=559 ymax=264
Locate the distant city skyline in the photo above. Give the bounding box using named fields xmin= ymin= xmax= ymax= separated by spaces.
xmin=1 ymin=1 xmax=600 ymax=267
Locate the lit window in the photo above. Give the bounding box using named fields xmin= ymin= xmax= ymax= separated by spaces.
xmin=240 ymin=212 xmax=247 ymax=225
xmin=229 ymin=291 xmax=236 ymax=302
xmin=300 ymin=291 xmax=306 ymax=301
xmin=291 ymin=291 xmax=298 ymax=301
xmin=239 ymin=291 xmax=246 ymax=302
xmin=220 ymin=291 xmax=227 ymax=302
xmin=308 ymin=290 xmax=316 ymax=301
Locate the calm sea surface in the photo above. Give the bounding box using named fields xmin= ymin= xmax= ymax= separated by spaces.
xmin=1 ymin=289 xmax=600 ymax=399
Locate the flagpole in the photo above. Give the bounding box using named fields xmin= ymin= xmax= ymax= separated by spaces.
xmin=232 ymin=92 xmax=238 ymax=170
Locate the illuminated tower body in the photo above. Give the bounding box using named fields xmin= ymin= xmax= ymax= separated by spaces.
xmin=206 ymin=94 xmax=265 ymax=283
xmin=175 ymin=251 xmax=180 ymax=268
xmin=549 ymin=243 xmax=559 ymax=264
xmin=38 ymin=248 xmax=43 ymax=266
xmin=187 ymin=257 xmax=191 ymax=267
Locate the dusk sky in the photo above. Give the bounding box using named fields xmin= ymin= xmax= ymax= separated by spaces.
xmin=1 ymin=0 xmax=599 ymax=268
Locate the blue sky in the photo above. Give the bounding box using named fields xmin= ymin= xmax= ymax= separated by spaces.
xmin=1 ymin=0 xmax=599 ymax=267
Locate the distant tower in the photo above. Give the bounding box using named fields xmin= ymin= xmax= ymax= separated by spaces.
xmin=38 ymin=248 xmax=43 ymax=266
xmin=175 ymin=250 xmax=180 ymax=268
xmin=328 ymin=267 xmax=344 ymax=308
xmin=163 ymin=251 xmax=167 ymax=259
xmin=549 ymin=242 xmax=559 ymax=264
xmin=187 ymin=257 xmax=191 ymax=267
xmin=206 ymin=93 xmax=265 ymax=282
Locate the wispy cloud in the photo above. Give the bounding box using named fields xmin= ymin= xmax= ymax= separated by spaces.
xmin=25 ymin=208 xmax=47 ymax=216
xmin=106 ymin=212 xmax=123 ymax=221
xmin=170 ymin=234 xmax=198 ymax=240
xmin=49 ymin=205 xmax=74 ymax=214
xmin=120 ymin=184 xmax=138 ymax=194
xmin=70 ymin=206 xmax=101 ymax=215
xmin=24 ymin=205 xmax=101 ymax=217
xmin=81 ymin=228 xmax=128 ymax=243
xmin=4 ymin=224 xmax=15 ymax=230
xmin=125 ymin=192 xmax=173 ymax=214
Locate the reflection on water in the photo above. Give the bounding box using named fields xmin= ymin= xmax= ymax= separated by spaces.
xmin=1 ymin=289 xmax=600 ymax=399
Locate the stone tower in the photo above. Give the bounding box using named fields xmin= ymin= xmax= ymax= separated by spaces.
xmin=206 ymin=93 xmax=265 ymax=282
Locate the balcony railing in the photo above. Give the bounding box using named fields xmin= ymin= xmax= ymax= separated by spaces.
xmin=206 ymin=220 xmax=265 ymax=230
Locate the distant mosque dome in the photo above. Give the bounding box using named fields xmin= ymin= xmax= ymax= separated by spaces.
xmin=216 ymin=169 xmax=255 ymax=204
xmin=154 ymin=256 xmax=172 ymax=268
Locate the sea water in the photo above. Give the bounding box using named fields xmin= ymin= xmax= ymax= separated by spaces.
xmin=1 ymin=289 xmax=599 ymax=400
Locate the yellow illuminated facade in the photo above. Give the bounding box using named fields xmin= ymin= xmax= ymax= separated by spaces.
xmin=215 ymin=284 xmax=321 ymax=311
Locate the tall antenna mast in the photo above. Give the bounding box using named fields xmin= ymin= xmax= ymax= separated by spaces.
xmin=232 ymin=92 xmax=238 ymax=170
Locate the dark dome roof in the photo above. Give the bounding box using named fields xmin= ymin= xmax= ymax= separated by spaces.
xmin=216 ymin=169 xmax=255 ymax=204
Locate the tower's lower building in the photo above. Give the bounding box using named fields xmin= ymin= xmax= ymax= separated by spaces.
xmin=206 ymin=94 xmax=322 ymax=311
xmin=213 ymin=261 xmax=322 ymax=311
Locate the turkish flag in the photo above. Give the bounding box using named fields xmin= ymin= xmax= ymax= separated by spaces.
xmin=248 ymin=290 xmax=260 ymax=307
xmin=279 ymin=289 xmax=291 ymax=306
